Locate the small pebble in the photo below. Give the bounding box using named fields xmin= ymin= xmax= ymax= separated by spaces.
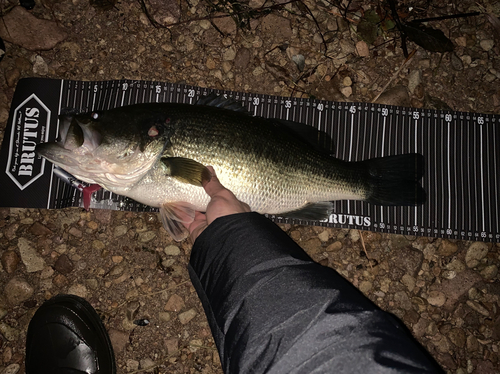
xmin=126 ymin=359 xmax=140 ymax=371
xmin=178 ymin=308 xmax=197 ymax=324
xmin=480 ymin=39 xmax=494 ymax=51
xmin=68 ymin=226 xmax=83 ymax=238
xmin=326 ymin=241 xmax=342 ymax=251
xmin=140 ymin=358 xmax=156 ymax=372
xmin=32 ymin=55 xmax=48 ymax=75
xmin=54 ymin=254 xmax=74 ymax=274
xmin=1 ymin=250 xmax=20 ymax=273
xmin=2 ymin=364 xmax=20 ymax=374
xmin=164 ymin=294 xmax=185 ymax=312
xmin=465 ymin=242 xmax=488 ymax=268
xmin=18 ymin=237 xmax=46 ymax=272
xmin=341 ymin=86 xmax=352 ymax=98
xmin=318 ymin=230 xmax=329 ymax=242
xmin=342 ymin=76 xmax=352 ymax=86
xmin=359 ymin=281 xmax=372 ymax=293
xmin=427 ymin=291 xmax=446 ymax=307
xmin=480 ymin=264 xmax=498 ymax=280
xmin=438 ymin=240 xmax=458 ymax=256
xmin=466 ymin=300 xmax=489 ymax=316
xmin=138 ymin=231 xmax=156 ymax=243
xmin=356 ymin=40 xmax=369 ymax=57
xmin=4 ymin=277 xmax=34 ymax=305
xmin=164 ymin=245 xmax=180 ymax=256
xmin=5 ymin=68 xmax=20 ymax=87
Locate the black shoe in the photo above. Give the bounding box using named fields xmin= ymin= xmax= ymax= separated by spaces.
xmin=26 ymin=294 xmax=116 ymax=374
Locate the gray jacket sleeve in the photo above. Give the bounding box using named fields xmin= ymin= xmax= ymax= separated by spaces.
xmin=188 ymin=212 xmax=443 ymax=374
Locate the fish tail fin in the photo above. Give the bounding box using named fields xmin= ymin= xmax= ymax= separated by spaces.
xmin=360 ymin=153 xmax=426 ymax=206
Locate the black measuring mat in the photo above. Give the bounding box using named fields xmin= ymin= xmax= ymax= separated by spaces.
xmin=1 ymin=78 xmax=498 ymax=242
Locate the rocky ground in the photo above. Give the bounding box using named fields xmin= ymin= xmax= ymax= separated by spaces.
xmin=0 ymin=0 xmax=500 ymax=373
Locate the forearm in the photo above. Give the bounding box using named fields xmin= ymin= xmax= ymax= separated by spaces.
xmin=189 ymin=212 xmax=442 ymax=374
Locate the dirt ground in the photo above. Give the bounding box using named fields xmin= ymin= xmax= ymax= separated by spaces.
xmin=0 ymin=0 xmax=499 ymax=373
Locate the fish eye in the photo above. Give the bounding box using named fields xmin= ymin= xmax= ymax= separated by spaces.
xmin=91 ymin=112 xmax=99 ymax=120
xmin=148 ymin=125 xmax=159 ymax=137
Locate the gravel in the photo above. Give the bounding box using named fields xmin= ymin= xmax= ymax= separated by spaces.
xmin=1 ymin=0 xmax=500 ymax=373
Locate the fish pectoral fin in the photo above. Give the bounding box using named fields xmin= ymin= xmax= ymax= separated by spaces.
xmin=159 ymin=202 xmax=196 ymax=241
xmin=280 ymin=202 xmax=333 ymax=221
xmin=161 ymin=157 xmax=211 ymax=187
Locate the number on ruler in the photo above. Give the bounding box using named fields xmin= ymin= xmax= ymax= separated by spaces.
xmin=478 ymin=116 xmax=484 ymax=125
xmin=253 ymin=97 xmax=260 ymax=106
xmin=382 ymin=108 xmax=388 ymax=117
xmin=445 ymin=114 xmax=452 ymax=122
xmin=413 ymin=111 xmax=420 ymax=120
xmin=446 ymin=228 xmax=452 ymax=235
xmin=379 ymin=222 xmax=385 ymax=229
xmin=155 ymin=85 xmax=161 ymax=94
xmin=413 ymin=225 xmax=419 ymax=232
xmin=285 ymin=100 xmax=291 ymax=109
xmin=349 ymin=105 xmax=356 ymax=114
xmin=93 ymin=84 xmax=98 ymax=93
xmin=188 ymin=89 xmax=195 ymax=98
xmin=317 ymin=103 xmax=324 ymax=111
xmin=122 ymin=83 xmax=128 ymax=91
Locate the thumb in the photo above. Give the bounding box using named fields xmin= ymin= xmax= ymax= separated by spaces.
xmin=203 ymin=166 xmax=227 ymax=197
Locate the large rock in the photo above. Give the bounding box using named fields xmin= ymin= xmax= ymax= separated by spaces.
xmin=0 ymin=6 xmax=67 ymax=51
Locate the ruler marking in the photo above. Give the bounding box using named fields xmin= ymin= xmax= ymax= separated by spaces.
xmin=348 ymin=106 xmax=354 ymax=162
xmin=479 ymin=121 xmax=485 ymax=233
xmin=447 ymin=117 xmax=451 ymax=230
xmin=494 ymin=119 xmax=500 ymax=237
xmin=414 ymin=114 xmax=418 ymax=225
xmin=101 ymin=82 xmax=109 ymax=110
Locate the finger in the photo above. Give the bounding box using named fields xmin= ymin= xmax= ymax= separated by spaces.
xmin=182 ymin=211 xmax=205 ymax=230
xmin=203 ymin=166 xmax=227 ymax=197
xmin=190 ymin=222 xmax=208 ymax=242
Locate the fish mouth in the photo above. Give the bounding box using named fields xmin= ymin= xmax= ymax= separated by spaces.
xmin=36 ymin=114 xmax=103 ymax=172
xmin=57 ymin=114 xmax=102 ymax=152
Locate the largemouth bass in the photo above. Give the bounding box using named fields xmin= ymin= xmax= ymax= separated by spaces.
xmin=36 ymin=95 xmax=426 ymax=240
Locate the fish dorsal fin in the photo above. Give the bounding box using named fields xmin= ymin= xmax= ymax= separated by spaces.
xmin=161 ymin=157 xmax=212 ymax=186
xmin=196 ymin=92 xmax=335 ymax=155
xmin=196 ymin=93 xmax=248 ymax=113
xmin=159 ymin=202 xmax=196 ymax=241
xmin=273 ymin=119 xmax=336 ymax=155
xmin=280 ymin=202 xmax=334 ymax=221
xmin=196 ymin=93 xmax=334 ymax=154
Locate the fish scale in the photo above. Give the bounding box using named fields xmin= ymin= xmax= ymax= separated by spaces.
xmin=164 ymin=106 xmax=363 ymax=210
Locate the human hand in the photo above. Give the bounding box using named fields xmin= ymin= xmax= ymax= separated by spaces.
xmin=186 ymin=166 xmax=251 ymax=241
